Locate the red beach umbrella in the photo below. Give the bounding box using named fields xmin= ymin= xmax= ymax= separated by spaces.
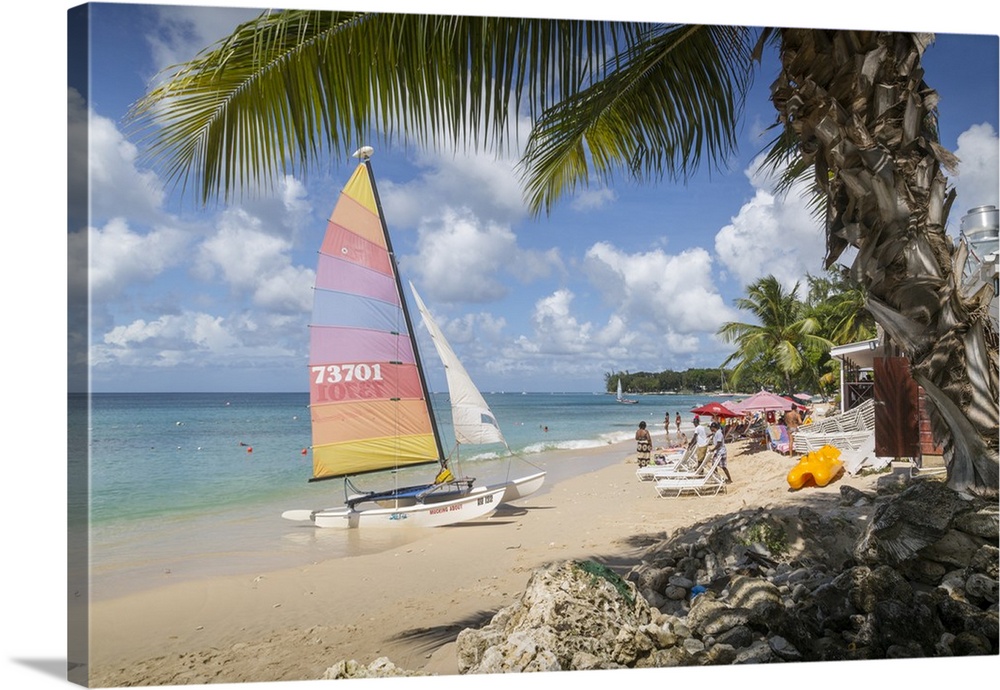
xmin=690 ymin=401 xmax=743 ymax=418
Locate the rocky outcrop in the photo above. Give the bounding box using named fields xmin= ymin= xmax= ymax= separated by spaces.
xmin=453 ymin=478 xmax=998 ymax=672
xmin=322 ymin=477 xmax=997 ymax=677
xmin=455 ymin=560 xmax=654 ymax=673
xmin=323 ymin=657 xmax=426 ymax=679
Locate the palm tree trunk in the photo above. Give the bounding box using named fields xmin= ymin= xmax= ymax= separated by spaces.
xmin=771 ymin=29 xmax=998 ymax=497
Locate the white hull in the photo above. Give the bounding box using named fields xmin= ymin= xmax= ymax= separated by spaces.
xmin=490 ymin=471 xmax=546 ymax=503
xmin=282 ymin=486 xmax=504 ymax=529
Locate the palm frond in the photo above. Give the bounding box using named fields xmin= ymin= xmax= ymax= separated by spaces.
xmin=126 ymin=10 xmax=642 ymax=204
xmin=520 ymin=24 xmax=757 ymax=214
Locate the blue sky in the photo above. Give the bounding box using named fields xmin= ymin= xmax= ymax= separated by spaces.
xmin=69 ymin=1 xmax=998 ymax=394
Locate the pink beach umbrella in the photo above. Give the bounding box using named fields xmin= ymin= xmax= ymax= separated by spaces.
xmin=730 ymin=389 xmax=795 ymax=414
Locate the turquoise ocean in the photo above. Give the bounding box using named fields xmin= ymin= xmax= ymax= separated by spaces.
xmin=73 ymin=391 xmax=718 ymax=599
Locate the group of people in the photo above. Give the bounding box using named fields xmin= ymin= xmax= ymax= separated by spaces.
xmin=635 ymin=415 xmax=733 ymax=483
xmin=662 ymin=411 xmax=685 ymax=444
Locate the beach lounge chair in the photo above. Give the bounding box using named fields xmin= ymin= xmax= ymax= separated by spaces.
xmin=792 ymin=400 xmax=876 ymax=454
xmin=766 ymin=424 xmax=791 ymax=455
xmin=653 ymin=454 xmax=727 ymax=498
xmin=651 ymin=448 xmax=718 ymax=479
xmin=636 ymin=444 xmax=694 ymax=480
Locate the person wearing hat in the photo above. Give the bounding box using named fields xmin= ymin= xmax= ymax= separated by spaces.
xmin=709 ymin=421 xmax=733 ymax=484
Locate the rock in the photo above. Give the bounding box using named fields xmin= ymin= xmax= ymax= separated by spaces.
xmin=969 ymin=544 xmax=1000 ymax=579
xmin=733 ymin=640 xmax=774 ymax=664
xmin=768 ymin=635 xmax=803 ymax=661
xmin=854 ymin=481 xmax=975 ymax=567
xmin=704 ymin=643 xmax=738 ymax=664
xmin=952 ymin=631 xmax=994 ymax=656
xmin=920 ymin=528 xmax=987 ymax=569
xmin=840 ymin=484 xmax=875 ymax=506
xmin=850 ymin=565 xmax=913 ymax=614
xmin=456 ymin=560 xmax=651 ymax=673
xmin=871 ymin=598 xmax=943 ymax=655
xmin=686 ymin=595 xmax=750 ymax=636
xmin=714 ymin=625 xmax=755 ymax=649
xmin=727 ymin=574 xmax=783 ymax=624
xmin=952 ymin=507 xmax=1000 ymax=540
xmin=965 ymin=573 xmax=999 ymax=604
xmin=899 ymin=556 xmax=948 ymax=585
xmin=323 ymin=657 xmax=424 ymax=679
xmin=446 ymin=477 xmax=998 ymax=677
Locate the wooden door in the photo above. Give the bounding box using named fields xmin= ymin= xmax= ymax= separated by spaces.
xmin=873 ymin=357 xmax=920 ymax=458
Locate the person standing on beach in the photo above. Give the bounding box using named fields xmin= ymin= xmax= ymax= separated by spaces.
xmin=688 ymin=417 xmax=709 ymax=467
xmin=664 ymin=412 xmax=671 ymax=443
xmin=674 ymin=412 xmax=683 ymax=443
xmin=783 ymin=406 xmax=802 ymax=453
xmin=709 ymin=421 xmax=733 ymax=483
xmin=635 ymin=421 xmax=652 ymax=468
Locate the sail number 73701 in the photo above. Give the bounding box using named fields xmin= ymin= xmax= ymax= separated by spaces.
xmin=312 ymin=363 xmax=384 ymax=385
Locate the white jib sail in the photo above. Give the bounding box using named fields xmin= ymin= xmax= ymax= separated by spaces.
xmin=409 ymin=282 xmax=507 ymax=447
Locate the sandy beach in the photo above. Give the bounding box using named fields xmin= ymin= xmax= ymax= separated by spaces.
xmin=88 ymin=437 xmax=887 ymax=687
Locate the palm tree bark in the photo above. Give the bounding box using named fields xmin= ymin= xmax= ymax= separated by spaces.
xmin=771 ymin=29 xmax=998 ymax=497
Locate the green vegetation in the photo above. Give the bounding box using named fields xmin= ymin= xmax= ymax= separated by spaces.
xmin=574 ymin=560 xmax=636 ymax=607
xmin=610 ymin=268 xmax=877 ymax=396
xmin=604 ymin=368 xmax=730 ymax=395
xmin=738 ymin=520 xmax=789 ymax=556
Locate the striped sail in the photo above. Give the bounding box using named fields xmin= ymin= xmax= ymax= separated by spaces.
xmin=309 ymin=161 xmax=442 ymax=480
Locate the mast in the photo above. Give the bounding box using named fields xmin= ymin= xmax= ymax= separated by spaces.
xmin=359 ymin=148 xmax=448 ymax=465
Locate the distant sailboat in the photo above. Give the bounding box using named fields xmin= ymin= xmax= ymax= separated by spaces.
xmin=282 ymin=147 xmax=542 ymax=529
xmin=616 ymin=378 xmax=638 ymax=404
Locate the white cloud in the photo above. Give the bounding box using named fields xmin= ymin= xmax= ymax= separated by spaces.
xmin=102 ymin=312 xmax=237 ymax=352
xmin=92 ymin=310 xmax=302 ymax=375
xmin=570 ymin=187 xmax=618 ymax=211
xmin=406 ymin=208 xmax=562 ymax=303
xmin=952 ymin=122 xmax=1000 ymax=219
xmin=381 ymin=152 xmax=528 ymax=228
xmin=583 ymin=241 xmax=736 ymax=333
xmin=88 ymin=218 xmax=190 ymax=302
xmin=516 ymin=289 xmax=593 ymax=355
xmin=714 ymin=155 xmax=826 ymax=290
xmin=84 ymin=104 xmax=167 ymax=223
xmin=194 ymin=208 xmax=314 ymax=313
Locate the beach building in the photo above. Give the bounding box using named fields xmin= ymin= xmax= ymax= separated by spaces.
xmin=829 ymin=205 xmax=998 ymax=470
xmin=959 ymin=205 xmax=1000 ymax=317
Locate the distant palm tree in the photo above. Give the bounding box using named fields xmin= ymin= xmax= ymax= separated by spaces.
xmin=806 ymin=270 xmax=877 ymax=345
xmin=126 ymin=12 xmax=997 ymax=496
xmin=717 ymin=276 xmax=832 ymax=394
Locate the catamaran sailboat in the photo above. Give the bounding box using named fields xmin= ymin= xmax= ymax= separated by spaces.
xmin=282 ymin=147 xmax=544 ymax=529
xmin=616 ymin=378 xmax=638 ymax=404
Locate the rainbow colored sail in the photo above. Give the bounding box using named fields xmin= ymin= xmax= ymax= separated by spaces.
xmin=309 ymin=161 xmax=443 ymax=480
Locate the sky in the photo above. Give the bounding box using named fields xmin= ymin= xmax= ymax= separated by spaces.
xmin=67 ymin=1 xmax=1000 ymax=396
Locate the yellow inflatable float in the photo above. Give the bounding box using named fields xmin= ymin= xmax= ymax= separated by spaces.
xmin=787 ymin=445 xmax=844 ymax=489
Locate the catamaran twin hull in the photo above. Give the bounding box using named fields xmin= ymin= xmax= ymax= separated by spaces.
xmin=281 ymin=472 xmax=547 ymax=529
xmin=283 ymin=485 xmax=506 ymax=529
